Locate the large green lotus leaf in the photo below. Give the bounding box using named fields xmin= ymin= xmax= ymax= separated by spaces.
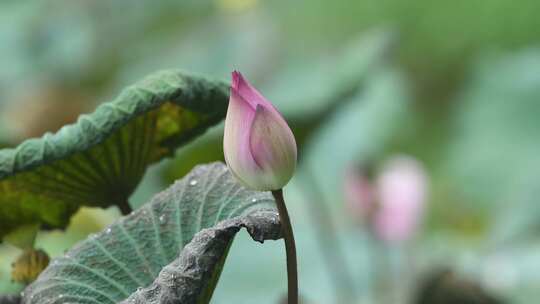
xmin=445 ymin=49 xmax=540 ymax=207
xmin=0 ymin=70 xmax=229 ymax=242
xmin=22 ymin=162 xmax=280 ymax=304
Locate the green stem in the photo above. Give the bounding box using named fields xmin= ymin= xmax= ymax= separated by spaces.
xmin=272 ymin=189 xmax=298 ymax=304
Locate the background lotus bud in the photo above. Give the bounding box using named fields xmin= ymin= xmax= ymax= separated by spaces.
xmin=11 ymin=248 xmax=50 ymax=284
xmin=224 ymin=71 xmax=297 ymax=191
xmin=343 ymin=166 xmax=376 ymax=221
xmin=373 ymin=155 xmax=428 ymax=243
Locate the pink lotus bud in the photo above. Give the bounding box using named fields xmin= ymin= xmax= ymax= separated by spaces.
xmin=343 ymin=167 xmax=375 ymax=221
xmin=373 ymin=156 xmax=428 ymax=243
xmin=223 ymin=71 xmax=297 ymax=191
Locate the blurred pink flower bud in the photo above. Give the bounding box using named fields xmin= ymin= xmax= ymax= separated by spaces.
xmin=223 ymin=71 xmax=297 ymax=191
xmin=373 ymin=156 xmax=428 ymax=243
xmin=343 ymin=167 xmax=375 ymax=220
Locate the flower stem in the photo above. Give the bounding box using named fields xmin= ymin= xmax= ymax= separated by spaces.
xmin=272 ymin=189 xmax=298 ymax=304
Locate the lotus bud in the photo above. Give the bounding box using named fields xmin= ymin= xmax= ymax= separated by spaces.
xmin=373 ymin=156 xmax=428 ymax=243
xmin=223 ymin=71 xmax=297 ymax=191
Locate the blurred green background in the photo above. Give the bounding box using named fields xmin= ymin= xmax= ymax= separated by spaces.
xmin=1 ymin=0 xmax=540 ymax=303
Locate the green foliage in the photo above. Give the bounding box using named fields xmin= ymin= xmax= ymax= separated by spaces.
xmin=3 ymin=1 xmax=540 ymax=302
xmin=23 ymin=162 xmax=280 ymax=304
xmin=441 ymin=49 xmax=540 ymax=243
xmin=266 ymin=29 xmax=396 ymax=118
xmin=303 ymin=66 xmax=409 ymax=207
xmin=446 ymin=49 xmax=540 ymax=207
xmin=0 ymin=70 xmax=229 ymax=243
xmin=274 ymin=0 xmax=540 ymax=76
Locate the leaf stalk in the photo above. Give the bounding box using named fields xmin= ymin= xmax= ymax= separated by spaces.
xmin=117 ymin=200 xmax=132 ymax=215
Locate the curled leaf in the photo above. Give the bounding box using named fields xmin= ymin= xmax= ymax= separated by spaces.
xmin=119 ymin=211 xmax=280 ymax=304
xmin=0 ymin=70 xmax=229 ymax=242
xmin=22 ymin=162 xmax=280 ymax=304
